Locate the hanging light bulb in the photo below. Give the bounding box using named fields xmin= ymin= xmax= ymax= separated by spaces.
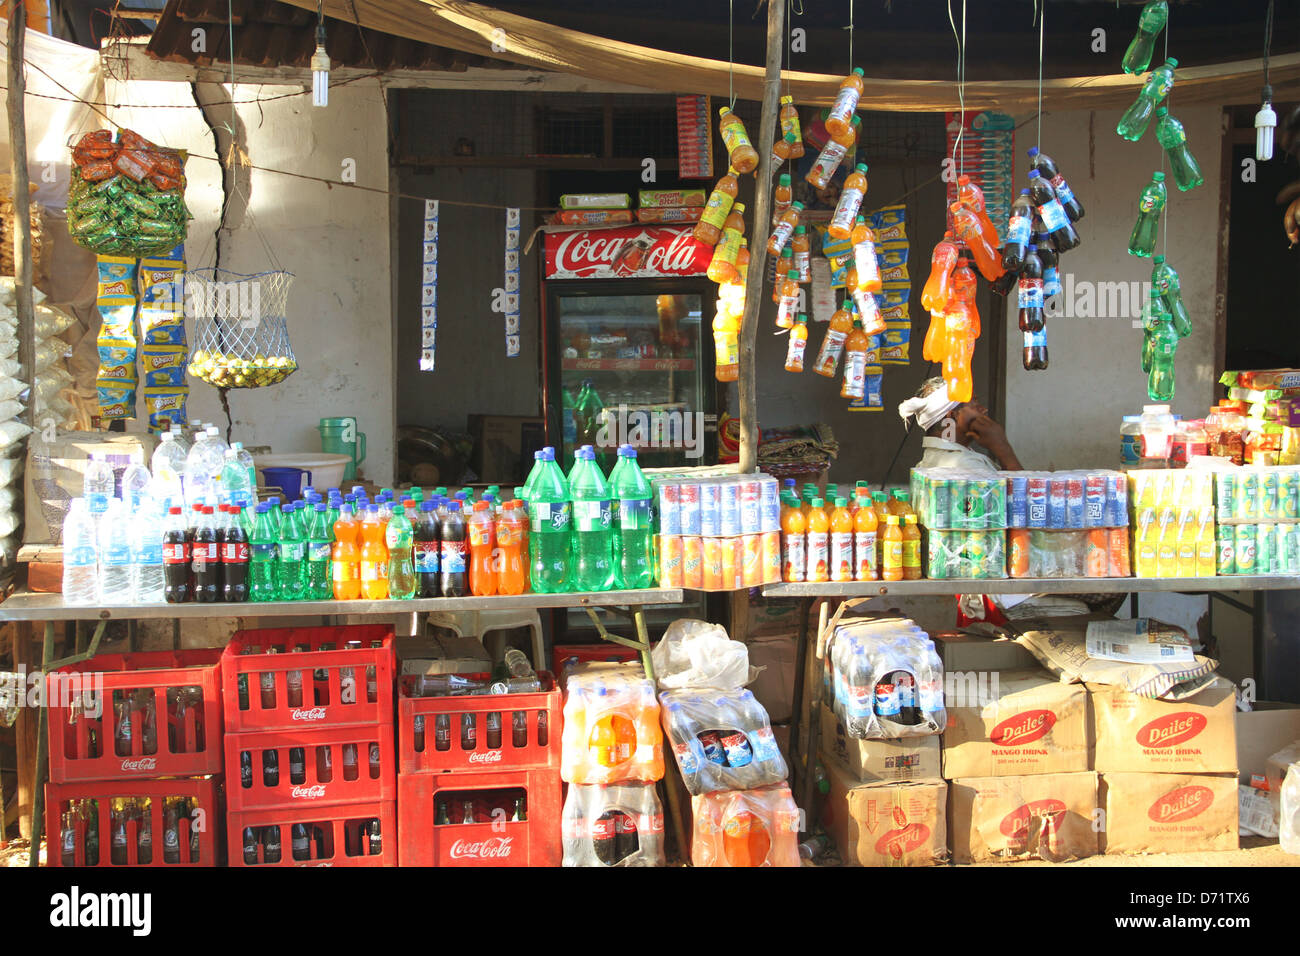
xmin=1256 ymin=85 xmax=1276 ymax=162
xmin=310 ymin=11 xmax=330 ymax=108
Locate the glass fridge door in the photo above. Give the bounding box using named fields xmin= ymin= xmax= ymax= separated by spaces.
xmin=553 ymin=287 xmax=712 ymax=472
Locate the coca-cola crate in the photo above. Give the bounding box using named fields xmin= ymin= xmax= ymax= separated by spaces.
xmin=46 ymin=776 xmax=224 ymax=867
xmin=221 ymin=625 xmax=394 ymax=733
xmin=552 ymin=644 xmax=641 ymax=683
xmin=397 ymin=673 xmax=561 ymax=775
xmin=47 ymin=649 xmax=224 ymax=784
xmin=225 ymin=723 xmax=396 ymax=812
xmin=228 ymin=801 xmax=396 ymax=867
xmin=398 ymin=769 xmax=561 ymax=867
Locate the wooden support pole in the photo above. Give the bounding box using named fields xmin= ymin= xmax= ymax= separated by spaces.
xmin=7 ymin=2 xmax=34 ymax=436
xmin=736 ymin=0 xmax=785 ymax=475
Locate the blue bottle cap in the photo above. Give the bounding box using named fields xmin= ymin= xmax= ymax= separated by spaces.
xmin=268 ymin=496 xmax=280 ymax=506
xmin=483 ymin=492 xmax=496 ymax=503
xmin=340 ymin=504 xmax=353 ymax=516
xmin=1027 ymin=244 xmax=1038 ymax=252
xmin=542 ymin=448 xmax=555 ymax=461
xmin=1027 ymin=146 xmax=1041 ymax=158
xmin=1027 ymin=169 xmax=1041 ymax=179
xmin=315 ymin=502 xmax=326 ymax=512
xmin=351 ymin=485 xmax=366 ymax=495
xmin=578 ymin=446 xmax=595 ymax=460
xmin=282 ymin=504 xmax=294 ymax=514
xmin=447 ymin=501 xmax=461 ymax=512
xmin=368 ymin=504 xmax=379 ymax=514
xmin=1021 ymin=188 xmax=1031 ymax=195
xmin=302 ymin=486 xmax=316 ymax=497
xmin=420 ymin=500 xmax=436 ymax=512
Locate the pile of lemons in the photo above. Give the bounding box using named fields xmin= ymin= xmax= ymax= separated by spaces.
xmin=187 ymin=350 xmax=297 ymax=388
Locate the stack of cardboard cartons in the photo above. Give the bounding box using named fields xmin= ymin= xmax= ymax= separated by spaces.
xmin=1091 ymin=678 xmax=1239 ymax=855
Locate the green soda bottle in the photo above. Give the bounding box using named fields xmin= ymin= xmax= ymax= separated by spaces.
xmin=385 ymin=503 xmax=416 ymax=599
xmin=1154 ymin=107 xmax=1203 ymax=191
xmin=276 ymin=503 xmax=306 ymax=600
xmin=1140 ymin=289 xmax=1163 ymax=374
xmin=1127 ymin=172 xmax=1166 ymax=257
xmin=1147 ymin=313 xmax=1178 ymax=401
xmin=1116 ymin=58 xmax=1177 ymax=141
xmin=570 ymin=447 xmax=614 ymax=591
xmin=249 ymin=504 xmax=279 ymax=602
xmin=529 ymin=447 xmax=572 ymax=593
xmin=305 ymin=502 xmax=333 ymax=599
xmin=612 ymin=445 xmax=654 ymax=589
xmin=1151 ymin=255 xmax=1192 ymax=338
xmin=1122 ymin=1 xmax=1167 ymax=75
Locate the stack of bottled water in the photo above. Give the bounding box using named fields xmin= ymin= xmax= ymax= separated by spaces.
xmin=826 ymin=617 xmax=946 ymax=739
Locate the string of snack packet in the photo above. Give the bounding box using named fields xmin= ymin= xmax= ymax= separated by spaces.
xmin=420 ymin=200 xmax=438 ymax=372
xmin=504 ymin=208 xmax=521 ymax=358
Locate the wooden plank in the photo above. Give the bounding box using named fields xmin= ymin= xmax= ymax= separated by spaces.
xmin=12 ymin=621 xmax=34 ymax=840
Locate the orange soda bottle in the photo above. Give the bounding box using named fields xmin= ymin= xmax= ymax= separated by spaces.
xmin=841 ymin=317 xmax=870 ymax=399
xmin=854 ymin=495 xmax=878 ymax=580
xmin=736 ymin=238 xmax=750 ymax=285
xmin=805 ymin=497 xmax=830 ymax=583
xmin=814 ymin=299 xmax=853 ymax=378
xmin=767 ymin=201 xmax=804 ymax=256
xmin=922 ymin=308 xmax=948 ymax=362
xmin=779 ymin=95 xmax=805 ymax=157
xmin=694 ymin=166 xmax=739 ymax=245
xmin=956 ymin=175 xmax=1001 ymax=252
xmin=781 ymin=494 xmax=807 ymax=582
xmin=772 ymin=173 xmax=793 ymax=227
xmin=331 ymin=504 xmax=361 ymax=600
xmin=850 ymin=216 xmax=881 ymax=293
xmin=358 ymin=504 xmax=389 ymax=599
xmin=882 ymin=514 xmax=904 ymax=581
xmin=771 ymin=248 xmax=794 ymax=303
xmin=830 ymin=497 xmax=855 ymax=582
xmin=825 ymin=68 xmax=865 ymax=138
xmin=717 ymin=107 xmax=759 ymax=173
xmin=771 ymin=131 xmax=798 ymax=168
xmin=791 ymin=226 xmax=811 ymax=282
xmin=828 ymin=163 xmax=869 ymax=239
xmin=784 ymin=314 xmax=808 ymax=372
xmin=851 ymin=282 xmax=886 ymax=336
xmin=713 ymin=300 xmax=741 ymax=383
xmin=496 ymin=500 xmax=527 ymax=595
xmin=921 ymin=232 xmax=960 ymax=312
xmin=468 ymin=500 xmax=497 ymax=596
xmin=775 ymin=271 xmax=801 ymax=329
xmin=707 ymin=202 xmax=746 ymax=283
xmin=588 ymin=686 xmax=619 ymax=766
xmin=807 ymin=116 xmax=860 ymax=190
xmin=902 ymin=514 xmax=922 ymax=580
xmin=949 ymin=201 xmax=1006 ymax=282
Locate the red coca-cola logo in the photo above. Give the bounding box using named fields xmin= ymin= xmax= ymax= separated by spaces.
xmin=291 ymin=707 xmax=327 ymax=721
xmin=545 ymin=226 xmax=710 ymax=279
xmin=1148 ymin=785 xmax=1214 ymax=823
xmin=874 ymin=823 xmax=931 ymax=857
xmin=120 ymin=757 xmax=157 ymax=772
xmin=990 ymin=709 xmax=1056 ymax=747
xmin=291 ymin=785 xmax=327 ymax=799
xmin=467 ymin=750 xmax=503 ymax=764
xmin=448 ymin=836 xmax=513 ymax=860
xmin=1136 ymin=712 xmax=1207 ymax=748
xmin=162 ymin=542 xmax=189 ymax=562
xmin=221 ymin=542 xmax=250 ymax=562
xmin=1000 ymin=799 xmax=1068 ymax=837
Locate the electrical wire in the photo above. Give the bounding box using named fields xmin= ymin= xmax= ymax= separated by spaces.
xmin=947 ymin=0 xmax=966 ymax=177
xmin=1036 ymin=0 xmax=1044 ymax=150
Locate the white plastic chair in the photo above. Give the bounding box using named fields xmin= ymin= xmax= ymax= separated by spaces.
xmin=425 ymin=609 xmax=545 ymax=673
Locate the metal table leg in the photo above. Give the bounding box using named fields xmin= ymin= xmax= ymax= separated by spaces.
xmin=787 ymin=597 xmax=814 ymax=794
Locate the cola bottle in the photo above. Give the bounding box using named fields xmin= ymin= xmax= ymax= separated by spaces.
xmin=1001 ymin=189 xmax=1034 ymax=270
xmin=414 ymin=500 xmax=441 ymax=597
xmin=263 ymin=748 xmax=279 ymax=787
xmin=222 ymin=506 xmax=250 ymax=602
xmin=894 ymin=670 xmax=921 ymax=726
xmin=1026 ymin=169 xmax=1080 ymax=251
xmin=615 ymin=811 xmax=639 ymax=863
xmin=187 ymin=800 xmax=201 ymax=862
xmin=110 ymin=801 xmax=128 ymax=865
xmin=435 ymin=713 xmax=451 ymax=751
xmin=486 ymin=711 xmax=502 ymax=749
xmin=459 ymin=799 xmax=475 ymax=825
xmin=191 ymin=506 xmax=221 ymax=602
xmin=367 ymin=819 xmax=382 ymax=856
xmin=1017 ymin=245 xmax=1045 ymax=332
xmin=262 ymin=825 xmax=282 ymax=863
xmin=413 ymin=714 xmax=426 ymax=751
xmin=291 ymin=822 xmax=311 ymax=861
xmin=511 ymin=710 xmax=528 ymax=748
xmin=242 ymin=826 xmax=259 ymax=864
xmin=135 ymin=689 xmax=157 ymax=754
xmin=1023 ymin=326 xmax=1049 ymax=370
xmin=162 ymin=506 xmax=191 ymax=603
xmin=317 ymin=744 xmax=334 ymax=782
xmin=60 ymin=811 xmax=76 ymax=866
xmin=137 ymin=801 xmax=153 ymax=864
xmin=342 ymin=743 xmax=359 ymax=781
xmin=114 ymin=696 xmax=134 ymax=757
xmin=460 ymin=713 xmax=476 ymax=751
xmin=592 ymin=809 xmax=620 ymax=865
xmin=368 ymin=741 xmax=381 ymax=778
xmin=990 ymin=266 xmax=1018 ymax=298
xmin=240 ymin=750 xmax=253 ymax=788
xmin=439 ymin=504 xmax=467 ymax=597
xmin=162 ymin=800 xmax=181 ymax=863
xmin=1028 ymin=146 xmax=1084 ymax=221
xmin=289 ymin=746 xmax=306 ymax=784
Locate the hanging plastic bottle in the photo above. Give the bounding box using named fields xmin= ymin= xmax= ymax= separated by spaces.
xmin=1147 ymin=313 xmax=1178 ymax=401
xmin=1117 ymin=58 xmax=1177 ymax=141
xmin=1017 ymin=245 xmax=1045 ymax=333
xmin=840 ymin=318 xmax=870 ymax=400
xmin=1001 ymin=190 xmax=1034 ymax=271
xmin=1151 ymin=255 xmax=1192 ymax=338
xmin=806 ymin=116 xmax=860 ymax=190
xmin=767 ymin=201 xmax=803 ymax=256
xmin=920 ymin=233 xmax=959 ymax=312
xmin=828 ymin=164 xmax=869 ymax=240
xmin=784 ymin=314 xmax=809 ymax=373
xmin=1154 ymin=107 xmax=1204 ymax=191
xmin=1025 ymin=170 xmax=1080 ymax=251
xmin=694 ymin=167 xmax=739 ymax=246
xmin=1122 ymin=1 xmax=1168 ymax=75
xmin=775 ymin=270 xmax=801 ymax=330
xmin=825 ymin=68 xmax=865 ymax=138
xmin=1023 ymin=327 xmax=1049 ymax=371
xmin=1128 ymin=172 xmax=1167 ymax=257
xmin=706 ymin=202 xmax=746 ymax=284
xmin=956 ymin=175 xmax=1001 ymax=249
xmin=949 ymin=201 xmax=1006 ymax=282
xmin=717 ymin=107 xmax=759 ymax=174
xmin=778 ymin=95 xmax=804 ymax=156
xmin=850 ymin=216 xmax=881 ymax=293
xmin=1027 ymin=148 xmax=1084 ymax=222
xmin=791 ymin=226 xmax=811 ymax=283
xmin=814 ymin=300 xmax=853 ymax=378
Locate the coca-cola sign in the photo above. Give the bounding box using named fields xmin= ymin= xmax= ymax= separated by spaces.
xmin=291 ymin=785 xmax=327 ymax=799
xmin=448 ymin=836 xmax=513 ymax=861
xmin=292 ymin=707 xmax=327 ymax=722
xmin=544 ymin=225 xmax=711 ymax=279
xmin=467 ymin=750 xmax=503 ymax=765
xmin=120 ymin=757 xmax=157 ymax=772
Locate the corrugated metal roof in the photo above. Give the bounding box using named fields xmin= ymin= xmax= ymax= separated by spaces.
xmin=144 ymin=0 xmax=516 ymax=71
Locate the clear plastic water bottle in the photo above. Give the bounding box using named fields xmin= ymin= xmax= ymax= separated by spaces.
xmin=168 ymin=423 xmax=190 ymax=457
xmin=611 ymin=445 xmax=654 ymax=589
xmin=570 ymin=446 xmax=614 ymax=591
xmin=61 ymin=498 xmax=99 ymax=606
xmin=231 ymin=441 xmax=257 ymax=492
xmin=220 ymin=448 xmax=253 ymax=506
xmin=97 ymin=500 xmax=134 ymax=603
xmin=130 ymin=500 xmax=166 ymax=603
xmin=121 ymin=452 xmax=152 ymax=514
xmin=150 ymin=432 xmax=187 ymax=511
xmin=183 ymin=430 xmax=214 ymax=509
xmin=83 ymin=452 xmax=115 ymax=522
xmin=528 ymin=447 xmax=572 ymax=593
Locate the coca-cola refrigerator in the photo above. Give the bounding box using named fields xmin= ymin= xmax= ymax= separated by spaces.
xmin=540 ymin=223 xmax=720 ymax=632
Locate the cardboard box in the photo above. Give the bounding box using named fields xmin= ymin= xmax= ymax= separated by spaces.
xmin=24 ymin=431 xmax=160 ymax=545
xmin=467 ymin=414 xmax=544 ymax=485
xmin=941 ymin=669 xmax=1091 ymax=779
xmin=1235 ymin=703 xmax=1300 ymax=784
xmin=1091 ymin=678 xmax=1238 ymax=774
xmin=934 ymin=632 xmax=1040 ymax=673
xmin=948 ymin=772 xmax=1100 ymax=864
xmin=395 ymin=634 xmax=492 ymax=678
xmin=820 ymin=705 xmax=942 ymax=783
xmin=825 ymin=761 xmax=948 ymax=867
xmin=1099 ymin=772 xmax=1238 ymax=855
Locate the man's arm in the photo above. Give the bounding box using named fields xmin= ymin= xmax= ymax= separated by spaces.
xmin=965 ymin=414 xmax=1023 ymax=471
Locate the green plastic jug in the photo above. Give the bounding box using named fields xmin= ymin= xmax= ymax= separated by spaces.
xmin=318 ymin=417 xmax=366 ymax=480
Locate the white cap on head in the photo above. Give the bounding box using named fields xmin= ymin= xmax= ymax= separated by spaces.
xmin=897 ymin=377 xmax=960 ymax=432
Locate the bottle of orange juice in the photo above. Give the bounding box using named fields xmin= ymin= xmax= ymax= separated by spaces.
xmin=814 ymin=299 xmax=853 ymax=378
xmin=854 ymin=494 xmax=878 ymax=580
xmin=791 ymin=226 xmax=811 ymax=283
xmin=805 ymin=497 xmax=830 ymax=583
xmin=829 ymin=497 xmax=855 ymax=582
xmin=694 ymin=166 xmax=739 ymax=245
xmin=901 ymin=514 xmax=922 ymax=580
xmin=828 ymin=164 xmax=870 ymax=239
xmin=780 ymin=493 xmax=806 ymax=582
xmin=851 ymin=216 xmax=882 ymax=293
xmin=772 ymin=173 xmax=792 ymax=226
xmin=736 ymin=238 xmax=750 ymax=286
xmin=887 ymin=489 xmax=910 ymax=517
xmin=771 ymin=248 xmax=793 ymax=303
xmin=718 ymin=107 xmax=759 ymax=173
xmin=807 ymin=116 xmax=860 ymax=190
xmin=713 ymin=302 xmax=740 ymax=383
xmin=840 ymin=317 xmax=870 ymax=399
xmin=872 ymin=491 xmax=891 ymax=569
xmin=882 ymin=514 xmax=904 ymax=581
xmin=825 ymin=67 xmax=865 ymax=137
xmin=706 ymin=202 xmax=746 ymax=284
xmin=852 ymin=283 xmax=886 ymax=336
xmin=779 ymin=95 xmax=804 ymax=157
xmin=776 ymin=271 xmax=801 ymax=329
xmin=767 ymin=201 xmax=804 ymax=256
xmin=784 ymin=314 xmax=808 ymax=372
xmin=771 ymin=131 xmax=799 ymax=168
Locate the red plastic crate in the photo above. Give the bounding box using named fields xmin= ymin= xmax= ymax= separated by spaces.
xmin=46 ymin=776 xmax=224 ymax=867
xmin=225 ymin=723 xmax=396 ymax=812
xmin=228 ymin=801 xmax=396 ymax=867
xmin=552 ymin=643 xmax=641 ymax=682
xmin=221 ymin=625 xmax=394 ymax=733
xmin=397 ymin=673 xmax=561 ymax=775
xmin=47 ymin=649 xmax=223 ymax=784
xmin=398 ymin=769 xmax=561 ymax=867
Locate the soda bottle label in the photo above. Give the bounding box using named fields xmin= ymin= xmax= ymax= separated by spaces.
xmin=468 ymin=523 xmax=493 ymax=547
xmin=531 ymin=502 xmax=571 ymax=533
xmin=360 ymin=561 xmax=389 ymax=582
xmin=221 ymin=542 xmax=251 ymax=563
xmin=809 ymin=140 xmax=848 ymax=185
xmin=719 ymin=118 xmax=753 ymax=156
xmin=574 ymin=499 xmax=612 ymax=532
xmin=280 ymin=541 xmax=306 ymax=562
xmin=875 ymin=682 xmax=902 ymax=716
xmin=1037 ymin=198 xmax=1069 ymax=233
xmin=699 ymin=189 xmax=734 ymax=231
xmin=1043 ymin=266 xmax=1062 ymax=298
xmin=853 ymin=241 xmax=878 ymax=286
xmin=1007 ymin=214 xmax=1031 ymax=244
xmin=1017 ymin=277 xmax=1044 ymax=309
xmin=828 ymin=85 xmax=860 ymax=127
xmin=806 ymin=531 xmax=829 ymax=580
xmin=715 ymin=335 xmax=739 ymax=369
xmin=794 ymin=249 xmax=811 ymax=282
xmin=780 ymin=112 xmax=800 ymax=143
xmin=855 ymin=530 xmax=876 ymax=579
xmin=785 ymin=334 xmax=807 ymax=371
xmin=830 ymin=187 xmax=864 ymax=233
xmin=843 ymin=352 xmax=867 ymax=399
xmin=440 ymin=540 xmax=468 ymax=574
xmin=777 ymin=294 xmax=799 ymax=327
xmin=1050 ymin=175 xmax=1076 ymax=206
xmin=252 ymin=541 xmax=276 ymax=562
xmin=847 ymin=682 xmax=873 ymax=719
xmin=815 ymin=329 xmax=847 ymax=375
xmin=162 ymin=542 xmax=189 ymax=564
xmin=1024 ymin=328 xmax=1047 ymax=348
xmin=619 ymin=499 xmax=651 ymax=531
xmin=782 ymin=534 xmax=805 ymax=581
xmin=413 ymin=541 xmax=439 ymax=573
xmin=673 ymin=740 xmax=700 ymax=775
xmin=769 ymin=219 xmax=795 ymax=253
xmin=830 ymin=532 xmax=854 ymax=581
xmin=190 ymin=542 xmax=217 ymax=567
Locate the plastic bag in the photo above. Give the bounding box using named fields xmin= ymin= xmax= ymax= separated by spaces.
xmin=0 ymin=455 xmax=22 ymax=487
xmin=651 ymin=618 xmax=756 ymax=691
xmin=0 ymin=377 xmax=24 ymax=403
xmin=36 ymin=366 xmax=73 ymax=404
xmin=0 ymin=358 xmax=17 ymax=379
xmin=34 ymin=339 xmax=70 ymax=374
xmin=562 ymin=783 xmax=665 ymax=867
xmin=561 ymin=664 xmax=664 ymax=785
xmin=0 ymin=507 xmax=18 ymax=537
xmin=0 ymin=398 xmax=22 ymax=421
xmin=827 ymin=617 xmax=946 ymax=739
xmin=35 ymin=303 xmax=78 ymax=338
xmin=0 ymin=278 xmax=45 ymax=306
xmin=690 ymin=784 xmax=801 ymax=867
xmin=660 ymin=688 xmax=787 ymax=794
xmin=0 ymin=420 xmax=32 ymax=449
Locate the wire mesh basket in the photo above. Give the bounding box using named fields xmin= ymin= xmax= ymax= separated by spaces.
xmin=185 ymin=268 xmax=297 ymax=388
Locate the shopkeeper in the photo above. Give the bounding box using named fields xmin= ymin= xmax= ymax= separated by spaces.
xmin=898 ymin=377 xmax=1024 ymax=473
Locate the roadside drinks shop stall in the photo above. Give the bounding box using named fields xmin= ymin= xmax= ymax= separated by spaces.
xmin=2 ymin=0 xmax=1300 ymax=873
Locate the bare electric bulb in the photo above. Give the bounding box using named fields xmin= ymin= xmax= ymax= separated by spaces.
xmin=310 ymin=43 xmax=330 ymax=108
xmin=1255 ymin=94 xmax=1276 ymax=162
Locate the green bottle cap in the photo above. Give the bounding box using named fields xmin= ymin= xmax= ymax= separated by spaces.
xmin=779 ymin=174 xmax=792 ymax=185
xmin=855 ymin=480 xmax=869 ymax=488
xmin=835 ymin=497 xmax=849 ymax=507
xmin=791 ymin=201 xmax=805 ymax=210
xmin=1153 ymin=171 xmax=1165 ymax=181
xmin=811 ymin=497 xmax=825 ymax=508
